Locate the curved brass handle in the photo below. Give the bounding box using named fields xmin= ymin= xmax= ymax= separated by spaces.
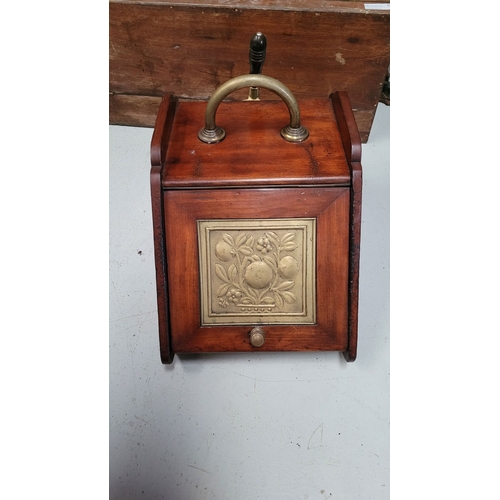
xmin=198 ymin=74 xmax=309 ymax=144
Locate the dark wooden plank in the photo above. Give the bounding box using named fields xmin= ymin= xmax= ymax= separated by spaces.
xmin=110 ymin=0 xmax=390 ymax=142
xmin=110 ymin=94 xmax=162 ymax=127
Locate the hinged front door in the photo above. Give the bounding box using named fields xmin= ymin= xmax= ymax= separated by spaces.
xmin=164 ymin=187 xmax=350 ymax=353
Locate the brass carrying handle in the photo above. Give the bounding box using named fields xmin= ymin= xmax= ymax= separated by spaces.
xmin=198 ymin=74 xmax=309 ymax=144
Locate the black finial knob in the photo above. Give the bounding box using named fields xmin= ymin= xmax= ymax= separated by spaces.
xmin=249 ymin=32 xmax=267 ymax=74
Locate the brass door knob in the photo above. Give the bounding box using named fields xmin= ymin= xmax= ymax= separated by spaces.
xmin=249 ymin=327 xmax=265 ymax=347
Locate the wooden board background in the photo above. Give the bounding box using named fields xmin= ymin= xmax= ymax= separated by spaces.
xmin=109 ymin=0 xmax=389 ymax=142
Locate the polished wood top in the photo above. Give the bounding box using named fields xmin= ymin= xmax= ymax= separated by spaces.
xmin=162 ymin=97 xmax=351 ymax=188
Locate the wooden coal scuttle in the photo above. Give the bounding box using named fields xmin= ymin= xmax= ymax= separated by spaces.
xmin=150 ymin=33 xmax=362 ymax=363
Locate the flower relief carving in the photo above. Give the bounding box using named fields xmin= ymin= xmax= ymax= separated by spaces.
xmin=213 ymin=231 xmax=300 ymax=312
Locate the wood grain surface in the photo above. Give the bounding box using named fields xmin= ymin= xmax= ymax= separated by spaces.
xmin=150 ymin=95 xmax=178 ymax=364
xmin=163 ymin=98 xmax=350 ymax=188
xmin=331 ymin=91 xmax=362 ymax=361
xmin=110 ymin=0 xmax=390 ymax=142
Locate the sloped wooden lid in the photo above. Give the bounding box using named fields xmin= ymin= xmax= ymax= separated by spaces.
xmin=162 ymin=97 xmax=351 ymax=189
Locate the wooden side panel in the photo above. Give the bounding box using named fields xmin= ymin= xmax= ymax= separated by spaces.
xmin=109 ymin=0 xmax=390 ymax=142
xmin=331 ymin=91 xmax=362 ymax=361
xmin=150 ymin=95 xmax=178 ymax=364
xmin=345 ymin=163 xmax=362 ymax=361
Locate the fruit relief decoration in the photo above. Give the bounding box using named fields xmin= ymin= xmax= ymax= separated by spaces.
xmin=213 ymin=230 xmax=300 ymax=312
xmin=198 ymin=219 xmax=316 ymax=325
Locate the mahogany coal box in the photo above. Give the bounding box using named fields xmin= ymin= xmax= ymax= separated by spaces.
xmin=150 ymin=59 xmax=362 ymax=364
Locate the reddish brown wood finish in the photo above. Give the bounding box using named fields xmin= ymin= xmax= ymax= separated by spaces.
xmin=150 ymin=91 xmax=362 ymax=362
xmin=109 ymin=0 xmax=390 ymax=142
xmin=164 ymin=98 xmax=350 ymax=188
xmin=331 ymin=92 xmax=362 ymax=361
xmin=150 ymin=95 xmax=178 ymax=363
xmin=164 ymin=188 xmax=350 ymax=353
xmin=344 ymin=162 xmax=362 ymax=361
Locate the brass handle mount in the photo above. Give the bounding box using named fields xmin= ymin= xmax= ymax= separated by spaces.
xmin=198 ymin=74 xmax=309 ymax=144
xmin=249 ymin=326 xmax=266 ymax=347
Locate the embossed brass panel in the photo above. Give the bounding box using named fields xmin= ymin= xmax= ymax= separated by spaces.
xmin=198 ymin=219 xmax=316 ymax=326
